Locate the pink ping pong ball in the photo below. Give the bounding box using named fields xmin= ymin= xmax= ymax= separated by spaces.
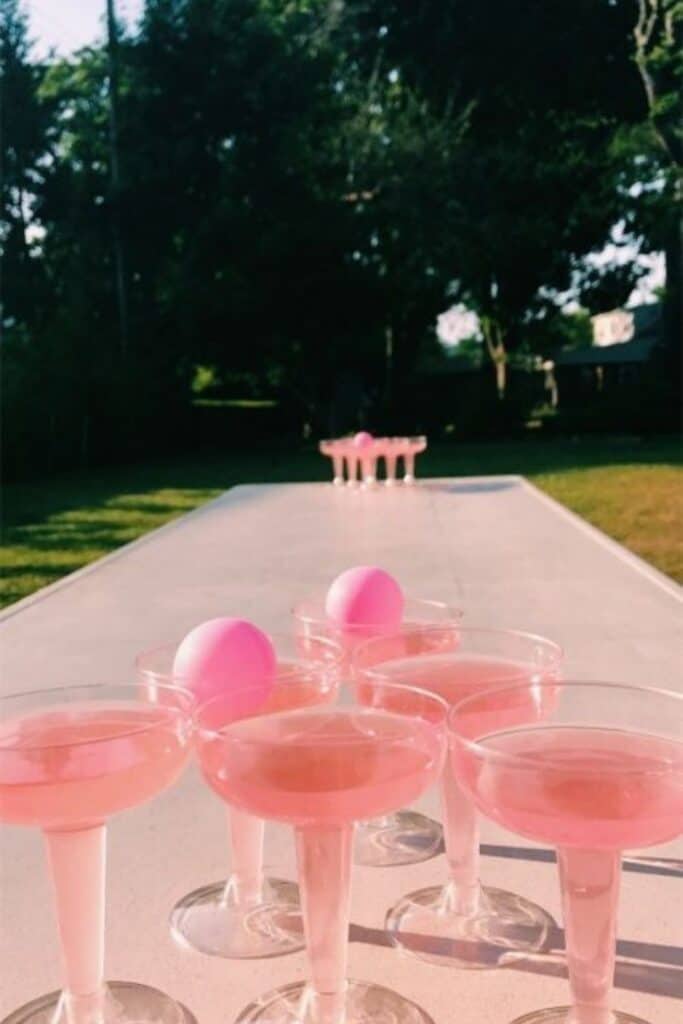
xmin=353 ymin=431 xmax=374 ymax=449
xmin=325 ymin=566 xmax=404 ymax=628
xmin=172 ymin=618 xmax=276 ymax=709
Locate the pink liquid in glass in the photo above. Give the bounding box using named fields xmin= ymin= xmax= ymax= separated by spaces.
xmin=198 ymin=708 xmax=443 ymax=826
xmin=0 ymin=697 xmax=191 ymax=1003
xmin=263 ymin=666 xmax=338 ymax=712
xmin=363 ymin=652 xmax=554 ymax=709
xmin=359 ymin=653 xmax=557 ymax=923
xmin=456 ymin=720 xmax=683 ymax=1019
xmin=457 ymin=725 xmax=683 ymax=851
xmin=0 ymin=702 xmax=190 ymax=830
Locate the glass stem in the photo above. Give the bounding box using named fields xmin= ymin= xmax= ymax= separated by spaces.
xmin=345 ymin=456 xmax=358 ymax=484
xmin=227 ymin=807 xmax=264 ymax=906
xmin=404 ymin=453 xmax=415 ymax=477
xmin=332 ymin=455 xmax=343 ymax=480
xmin=558 ymin=848 xmax=620 ymax=1024
xmin=295 ymin=824 xmax=353 ymax=1024
xmin=385 ymin=455 xmax=396 ymax=481
xmin=361 ymin=457 xmax=375 ymax=481
xmin=45 ymin=825 xmax=106 ymax=1020
xmin=440 ymin=767 xmax=480 ymax=915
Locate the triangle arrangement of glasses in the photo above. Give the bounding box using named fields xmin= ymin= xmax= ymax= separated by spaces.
xmin=320 ymin=434 xmax=427 ymax=488
xmin=1 ymin=565 xmax=680 ymax=1024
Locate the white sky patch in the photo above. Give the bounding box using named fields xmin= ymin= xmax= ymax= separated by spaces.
xmin=438 ymin=247 xmax=664 ymax=348
xmin=437 ymin=304 xmax=482 ymax=347
xmin=581 ymin=221 xmax=664 ymax=306
xmin=626 ymin=251 xmax=664 ymax=307
xmin=26 ymin=0 xmax=144 ymax=58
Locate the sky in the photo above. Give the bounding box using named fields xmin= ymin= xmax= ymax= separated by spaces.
xmin=27 ymin=0 xmax=144 ymax=58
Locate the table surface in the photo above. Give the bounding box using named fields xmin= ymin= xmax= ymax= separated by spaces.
xmin=1 ymin=476 xmax=681 ymax=1023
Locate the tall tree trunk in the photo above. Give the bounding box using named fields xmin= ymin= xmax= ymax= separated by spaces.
xmin=106 ymin=0 xmax=129 ymax=357
xmin=481 ymin=316 xmax=508 ymax=398
xmin=663 ymin=216 xmax=682 ymax=355
xmin=384 ymin=323 xmax=394 ymax=411
xmin=661 ymin=214 xmax=682 ymax=423
xmin=633 ymin=0 xmax=682 ymax=169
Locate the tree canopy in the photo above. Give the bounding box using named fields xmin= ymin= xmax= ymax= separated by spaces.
xmin=1 ymin=0 xmax=679 ymax=475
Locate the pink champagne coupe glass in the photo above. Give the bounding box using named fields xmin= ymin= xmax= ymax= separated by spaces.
xmin=354 ymin=625 xmax=563 ymax=968
xmin=137 ymin=633 xmax=341 ymax=959
xmin=0 ymin=682 xmax=193 ymax=1024
xmin=359 ymin=438 xmax=382 ymax=488
xmin=382 ymin=437 xmax=402 ymax=486
xmin=292 ymin=595 xmax=463 ymax=867
xmin=319 ymin=440 xmax=345 ymax=487
xmin=391 ymin=436 xmax=410 ymax=483
xmin=451 ymin=681 xmax=683 ymax=1024
xmin=196 ymin=679 xmax=448 ymax=1024
xmin=338 ymin=437 xmax=361 ymax=488
xmin=403 ymin=436 xmax=427 ymax=485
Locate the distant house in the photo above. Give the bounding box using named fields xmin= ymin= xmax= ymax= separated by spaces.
xmin=553 ymin=303 xmax=662 ymax=403
xmin=589 ymin=303 xmax=661 ymax=350
xmin=591 ymin=308 xmax=634 ymax=347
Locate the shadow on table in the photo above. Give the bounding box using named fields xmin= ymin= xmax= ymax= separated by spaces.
xmin=349 ymin=923 xmax=683 ymax=999
xmin=421 ymin=838 xmax=683 ymax=880
xmin=423 ymin=480 xmax=520 ymax=494
xmin=478 ymin=842 xmax=683 ymax=880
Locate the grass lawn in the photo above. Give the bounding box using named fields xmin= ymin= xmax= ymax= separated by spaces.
xmin=2 ymin=436 xmax=681 ymax=609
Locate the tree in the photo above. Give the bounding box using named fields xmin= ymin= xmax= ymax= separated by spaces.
xmin=332 ymin=62 xmax=470 ymax=420
xmin=631 ymin=0 xmax=681 ymax=367
xmin=106 ymin=0 xmax=129 ymax=355
xmin=348 ymin=0 xmax=650 ymax=396
xmin=1 ymin=0 xmax=64 ymax=473
xmin=633 ymin=0 xmax=682 ymax=169
xmin=1 ymin=0 xmax=54 ymax=329
xmin=4 ymin=0 xmax=678 ymax=477
xmin=124 ymin=0 xmax=362 ymax=426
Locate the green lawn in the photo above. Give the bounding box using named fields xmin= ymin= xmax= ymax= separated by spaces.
xmin=2 ymin=437 xmax=681 ymax=609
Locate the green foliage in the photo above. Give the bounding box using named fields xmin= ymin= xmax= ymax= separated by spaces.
xmin=1 ymin=0 xmax=679 ymax=479
xmin=191 ymin=364 xmax=221 ymax=395
xmin=520 ymin=308 xmax=594 ymax=357
xmin=349 ymin=0 xmax=651 ymax=361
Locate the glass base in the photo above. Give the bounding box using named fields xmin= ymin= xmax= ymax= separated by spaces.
xmin=386 ymin=883 xmax=555 ymax=969
xmin=170 ymin=877 xmax=304 ymax=959
xmin=385 ymin=478 xmax=397 ymax=487
xmin=2 ymin=982 xmax=190 ymax=1024
xmin=511 ymin=1008 xmax=650 ymax=1024
xmin=403 ymin=475 xmax=416 ymax=485
xmin=354 ymin=812 xmax=443 ymax=867
xmin=235 ymin=980 xmax=435 ymax=1024
xmin=333 ymin=477 xmax=344 ymax=487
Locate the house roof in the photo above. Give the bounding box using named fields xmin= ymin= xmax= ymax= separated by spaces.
xmin=555 ymin=335 xmax=658 ymax=367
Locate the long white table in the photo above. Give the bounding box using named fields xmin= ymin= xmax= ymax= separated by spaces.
xmin=1 ymin=477 xmax=681 ymax=1023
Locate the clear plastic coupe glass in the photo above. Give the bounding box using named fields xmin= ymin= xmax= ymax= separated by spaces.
xmin=450 ymin=680 xmax=683 ymax=1024
xmin=292 ymin=594 xmax=463 ymax=867
xmin=319 ymin=440 xmax=345 ymax=487
xmin=403 ymin=436 xmax=427 ymax=484
xmin=136 ymin=633 xmax=341 ymax=959
xmin=196 ymin=680 xmax=448 ymax=1024
xmin=354 ymin=625 xmax=563 ymax=968
xmin=0 ymin=682 xmax=193 ymax=1024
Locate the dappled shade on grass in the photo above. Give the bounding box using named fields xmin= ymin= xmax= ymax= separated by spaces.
xmin=1 ymin=438 xmax=681 ymax=609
